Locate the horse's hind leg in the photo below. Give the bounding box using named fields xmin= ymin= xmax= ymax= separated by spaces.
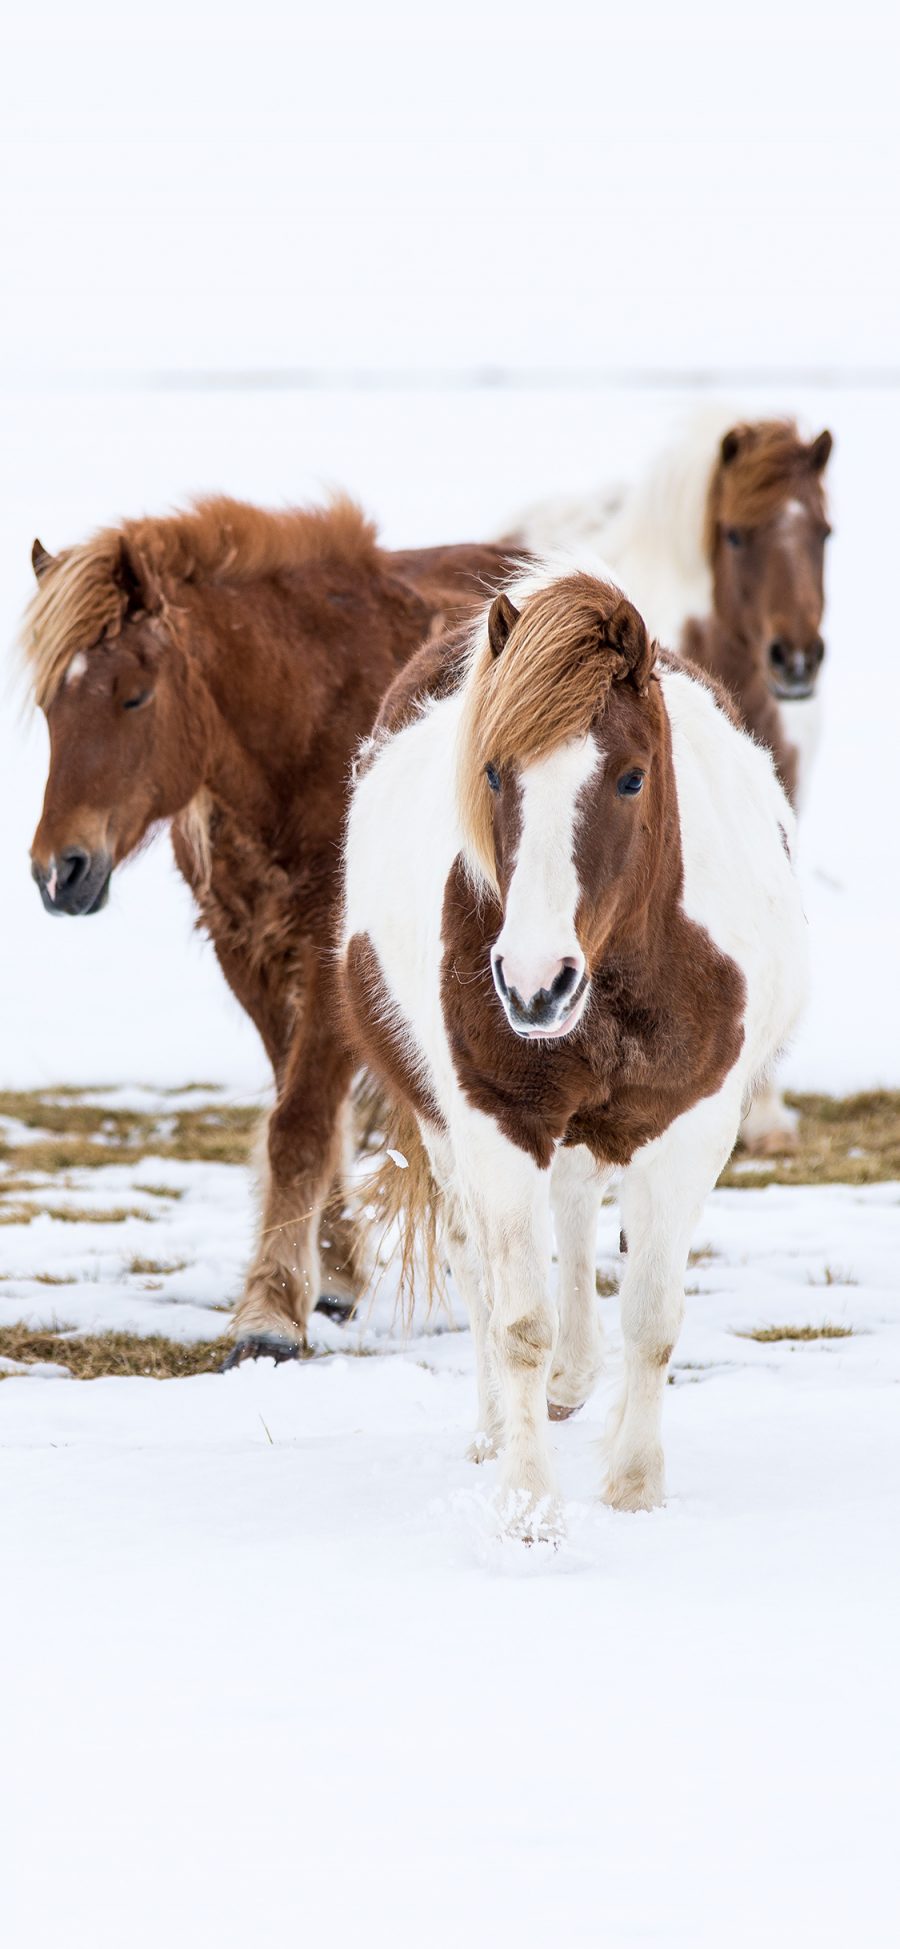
xmin=224 ymin=1014 xmax=356 ymax=1367
xmin=421 ymin=1131 xmax=502 ymax=1461
xmin=740 ymin=1076 xmax=799 ymax=1155
xmin=605 ymin=1085 xmax=742 ymax=1511
xmin=548 ymin=1144 xmax=612 ymax=1420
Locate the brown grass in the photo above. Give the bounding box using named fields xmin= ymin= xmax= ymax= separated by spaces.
xmin=0 ymin=1091 xmax=260 ymax=1174
xmin=734 ymin=1323 xmax=854 ymax=1343
xmin=0 ymin=1324 xmax=238 ymax=1379
xmin=719 ymin=1091 xmax=900 ymax=1188
xmin=126 ymin=1256 xmax=188 ymax=1277
xmin=39 ymin=1205 xmax=158 ymax=1225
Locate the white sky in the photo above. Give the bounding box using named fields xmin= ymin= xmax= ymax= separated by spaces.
xmin=2 ymin=0 xmax=899 ymax=380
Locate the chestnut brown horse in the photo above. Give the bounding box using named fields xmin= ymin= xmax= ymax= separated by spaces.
xmin=681 ymin=419 xmax=833 ymax=808
xmin=24 ymin=496 xmax=512 ymax=1362
xmin=511 ymin=409 xmax=833 ymax=808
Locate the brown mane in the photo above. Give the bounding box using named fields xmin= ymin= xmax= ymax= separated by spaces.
xmin=703 ymin=419 xmax=823 ymax=562
xmin=21 ymin=494 xmax=378 ymax=710
xmin=458 ymin=572 xmax=655 ymax=886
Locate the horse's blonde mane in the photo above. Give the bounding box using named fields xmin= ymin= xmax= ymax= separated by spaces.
xmin=457 ymin=569 xmax=654 ymax=888
xmin=21 ymin=494 xmax=379 ymax=710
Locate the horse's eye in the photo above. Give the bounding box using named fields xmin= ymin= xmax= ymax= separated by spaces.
xmin=617 ymin=770 xmax=644 ymax=798
xmin=123 ymin=690 xmax=150 ymax=711
xmin=485 ymin=763 xmax=501 ymax=793
xmin=723 ymin=527 xmax=745 ymax=548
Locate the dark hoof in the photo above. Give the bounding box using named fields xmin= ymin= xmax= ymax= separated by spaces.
xmin=220 ymin=1333 xmax=302 ymax=1371
xmin=314 ymin=1295 xmax=357 ymax=1325
xmin=548 ymin=1400 xmax=582 ymax=1422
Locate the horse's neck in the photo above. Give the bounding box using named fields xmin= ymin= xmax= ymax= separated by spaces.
xmin=680 ymin=615 xmax=797 ymax=805
xmin=185 ymin=584 xmax=333 ymax=846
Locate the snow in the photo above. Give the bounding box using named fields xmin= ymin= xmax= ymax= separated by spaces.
xmin=1 ymin=381 xmax=897 ymax=1939
xmin=3 ymin=10 xmax=899 ymax=1935
xmin=2 ymin=1137 xmax=899 ymax=1946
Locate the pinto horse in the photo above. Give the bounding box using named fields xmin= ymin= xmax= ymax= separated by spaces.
xmin=511 ymin=409 xmax=832 ymax=1152
xmin=23 ymin=496 xmax=512 ymax=1362
xmin=341 ymin=565 xmax=807 ymax=1534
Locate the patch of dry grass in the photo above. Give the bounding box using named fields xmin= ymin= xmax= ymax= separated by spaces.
xmin=719 ymin=1091 xmax=900 ymax=1188
xmin=126 ymin=1255 xmax=189 ymax=1277
xmin=0 ymin=1324 xmax=237 ymax=1379
xmin=40 ymin=1205 xmax=158 ymax=1225
xmin=734 ymin=1323 xmax=854 ymax=1343
xmin=596 ymin=1269 xmax=619 ymax=1297
xmin=0 ymin=1091 xmax=260 ymax=1174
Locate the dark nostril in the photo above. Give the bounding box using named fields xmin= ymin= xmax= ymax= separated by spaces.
xmin=59 ymin=847 xmax=91 ymax=893
xmin=810 ymin=636 xmax=825 ymax=666
xmin=493 ymin=955 xmax=509 ymax=999
xmin=549 ymin=958 xmax=580 ymax=1006
xmin=769 ymin=640 xmax=787 ymax=669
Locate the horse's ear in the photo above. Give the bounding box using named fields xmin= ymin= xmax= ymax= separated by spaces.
xmin=115 ymin=539 xmax=146 ymax=612
xmin=808 ymin=429 xmax=833 ymax=473
xmin=488 ymin=592 xmax=520 ymax=659
xmin=32 ymin=539 xmax=55 ymax=582
xmin=720 ymin=427 xmax=744 ymax=466
xmin=605 ymin=597 xmax=656 ymax=694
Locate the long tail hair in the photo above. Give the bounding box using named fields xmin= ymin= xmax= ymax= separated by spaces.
xmin=355 ymin=1095 xmax=446 ymax=1323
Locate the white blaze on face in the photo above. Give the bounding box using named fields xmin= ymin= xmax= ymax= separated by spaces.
xmin=493 ymin=734 xmax=600 ymax=1007
xmin=66 ymin=652 xmax=88 ymax=687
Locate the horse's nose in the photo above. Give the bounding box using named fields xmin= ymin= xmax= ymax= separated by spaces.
xmin=58 ymin=847 xmax=92 ymax=897
xmin=492 ymin=951 xmax=584 ymax=1030
xmin=768 ymin=639 xmax=822 ymax=695
xmin=31 ymin=846 xmax=112 ymax=916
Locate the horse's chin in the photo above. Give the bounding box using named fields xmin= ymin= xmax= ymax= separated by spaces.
xmin=769 ymin=678 xmax=818 ymax=704
xmin=507 ymin=987 xmax=590 ymax=1044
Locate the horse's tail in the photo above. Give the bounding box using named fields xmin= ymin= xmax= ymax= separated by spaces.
xmin=358 ymin=1097 xmax=445 ymax=1324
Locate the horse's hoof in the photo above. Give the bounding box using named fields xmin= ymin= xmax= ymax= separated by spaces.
xmin=220 ymin=1333 xmax=302 ymax=1371
xmin=619 ymin=1228 xmax=628 ymax=1255
xmin=547 ymin=1399 xmax=581 ymax=1422
xmin=314 ymin=1295 xmax=357 ymax=1324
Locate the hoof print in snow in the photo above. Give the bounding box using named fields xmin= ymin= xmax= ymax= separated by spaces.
xmin=314 ymin=1295 xmax=356 ymax=1324
xmin=220 ymin=1333 xmax=302 ymax=1371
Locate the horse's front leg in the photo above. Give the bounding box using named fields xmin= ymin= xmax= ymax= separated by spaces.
xmin=605 ymin=1087 xmax=742 ymax=1511
xmin=458 ymin=1114 xmax=559 ymax=1529
xmin=548 ymin=1143 xmax=612 ymax=1419
xmin=225 ymin=1003 xmax=357 ymax=1366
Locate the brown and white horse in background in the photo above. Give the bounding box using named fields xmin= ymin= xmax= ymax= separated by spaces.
xmin=341 ymin=562 xmax=808 ymax=1536
xmin=510 ymin=406 xmax=832 ymax=1150
xmin=23 ymin=497 xmax=513 ymax=1364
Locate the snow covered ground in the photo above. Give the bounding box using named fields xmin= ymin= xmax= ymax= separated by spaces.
xmin=1 ymin=382 xmax=898 ymax=1945
xmin=2 ymin=1114 xmax=899 ymax=1946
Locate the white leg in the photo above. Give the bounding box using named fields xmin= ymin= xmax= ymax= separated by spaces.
xmin=548 ymin=1144 xmax=613 ymax=1418
xmin=421 ymin=1127 xmax=502 ymax=1461
xmin=455 ymin=1111 xmax=559 ymax=1526
xmin=740 ymin=1077 xmax=799 ymax=1155
xmin=606 ymin=1084 xmax=742 ymax=1512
